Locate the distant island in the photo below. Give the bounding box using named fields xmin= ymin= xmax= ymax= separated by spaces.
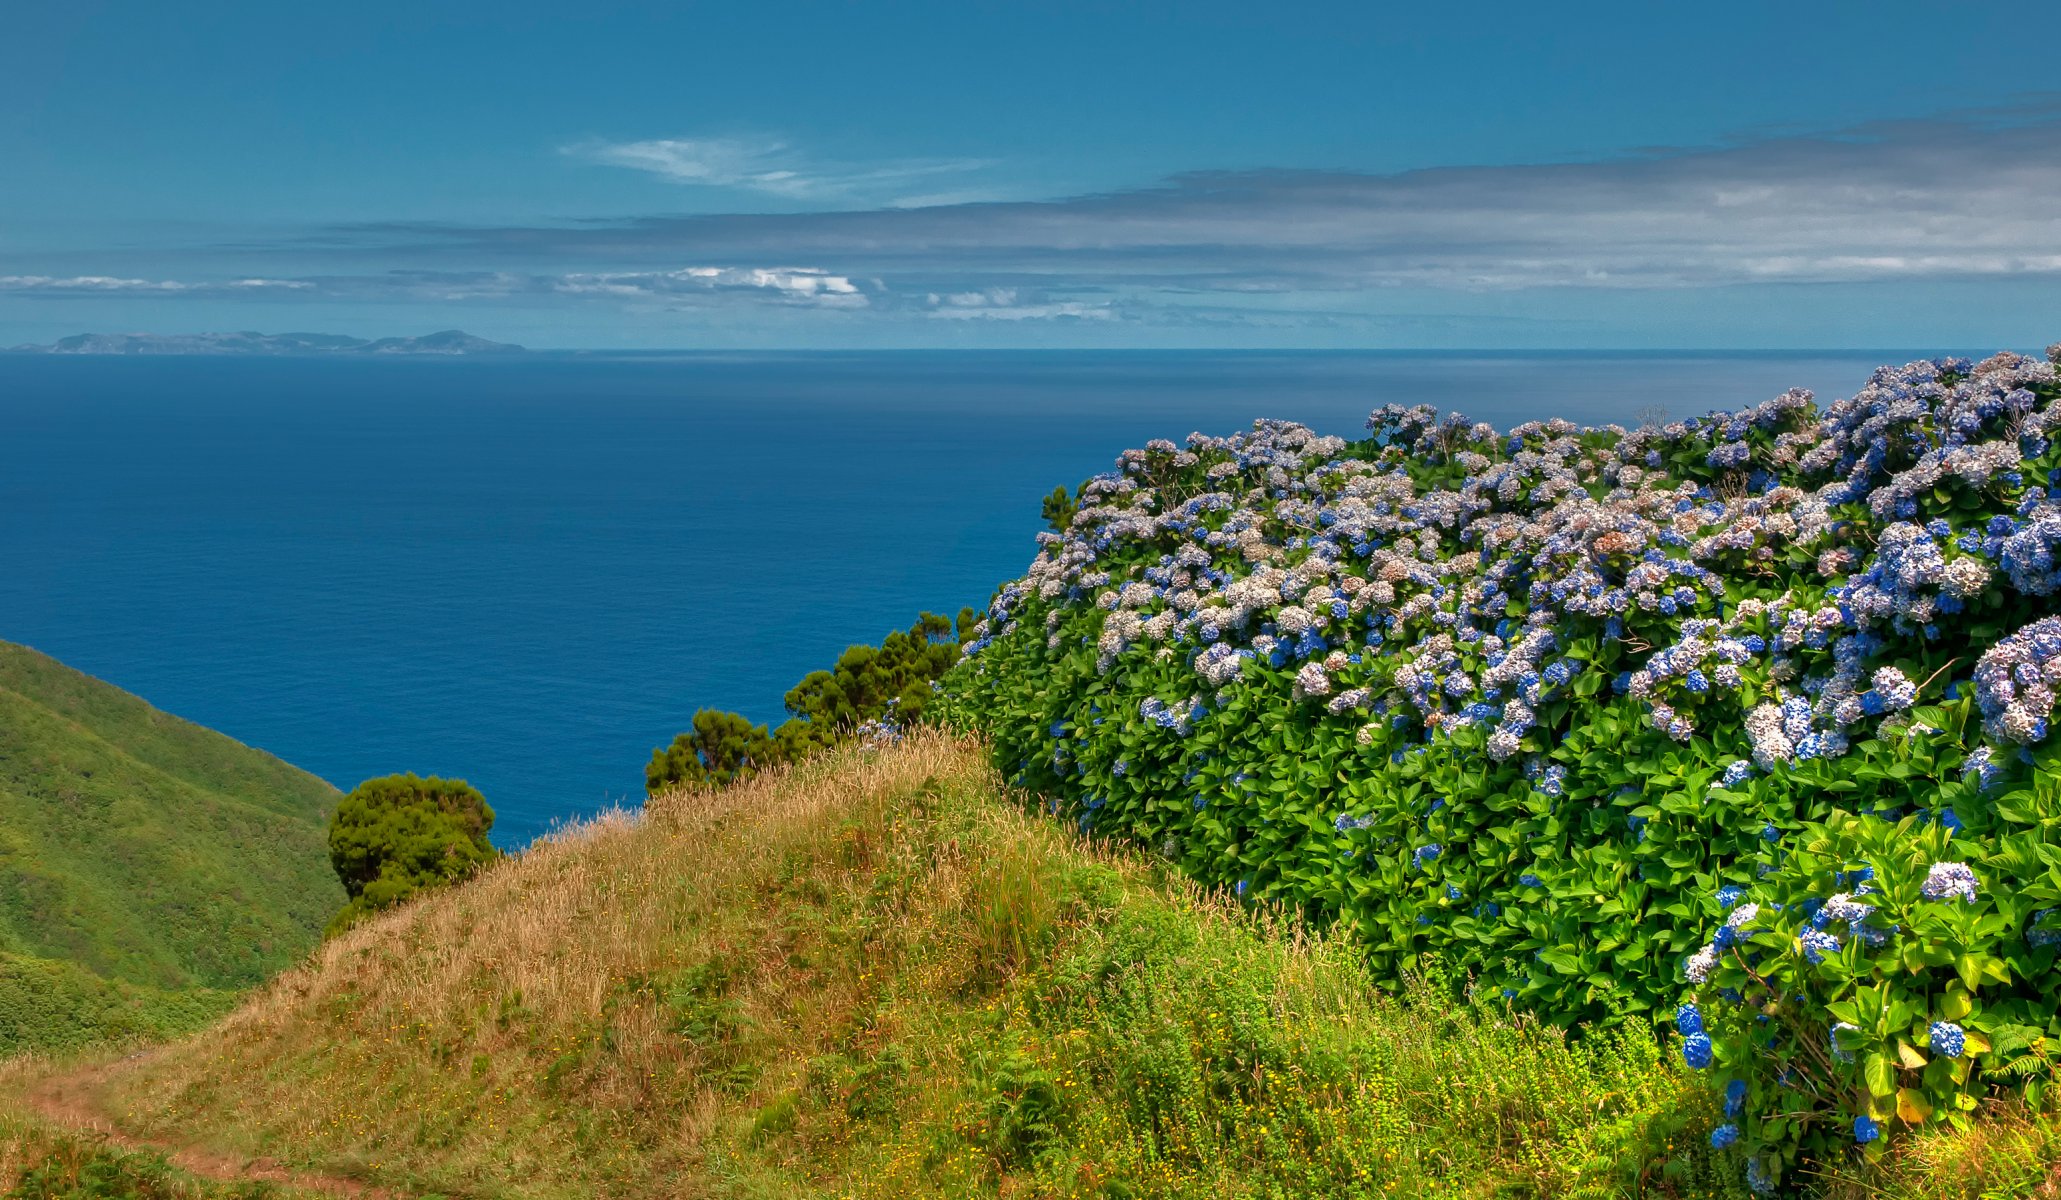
xmin=6 ymin=329 xmax=526 ymax=356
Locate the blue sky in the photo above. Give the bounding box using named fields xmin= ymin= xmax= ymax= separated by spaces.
xmin=5 ymin=1 xmax=2061 ymax=349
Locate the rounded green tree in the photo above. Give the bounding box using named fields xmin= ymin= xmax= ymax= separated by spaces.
xmin=326 ymin=773 xmax=498 ymax=933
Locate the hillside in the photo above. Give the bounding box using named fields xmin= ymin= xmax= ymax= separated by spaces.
xmin=0 ymin=735 xmax=2044 ymax=1199
xmin=0 ymin=640 xmax=343 ymax=1054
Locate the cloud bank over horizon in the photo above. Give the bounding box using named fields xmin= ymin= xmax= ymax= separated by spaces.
xmin=11 ymin=103 xmax=2061 ymax=348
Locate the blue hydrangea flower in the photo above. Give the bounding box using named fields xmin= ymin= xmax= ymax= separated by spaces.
xmin=1920 ymin=861 xmax=1980 ymax=903
xmin=1929 ymin=1021 xmax=1966 ymax=1059
xmin=1710 ymin=1123 xmax=1740 ymax=1150
xmin=1723 ymin=1078 xmax=1746 ymax=1118
xmin=1853 ymin=1114 xmax=1880 ymax=1144
xmin=1675 ymin=1003 xmax=1705 ymax=1037
xmin=1682 ymin=1032 xmax=1714 ymax=1070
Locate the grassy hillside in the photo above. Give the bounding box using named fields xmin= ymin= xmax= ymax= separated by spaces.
xmin=3 ymin=735 xmax=2047 ymax=1199
xmin=0 ymin=640 xmax=343 ymax=1054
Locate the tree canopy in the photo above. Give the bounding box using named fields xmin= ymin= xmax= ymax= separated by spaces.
xmin=645 ymin=709 xmax=782 ymax=792
xmin=326 ymin=773 xmax=498 ymax=933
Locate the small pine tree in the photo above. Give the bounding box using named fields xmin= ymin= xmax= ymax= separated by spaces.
xmin=1040 ymin=485 xmax=1078 ymax=533
xmin=326 ymin=774 xmax=498 ymax=933
xmin=646 ymin=708 xmax=784 ymax=794
xmin=772 ymin=612 xmax=965 ymax=756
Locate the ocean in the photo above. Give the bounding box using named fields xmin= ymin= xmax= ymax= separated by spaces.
xmin=0 ymin=349 xmax=1920 ymax=844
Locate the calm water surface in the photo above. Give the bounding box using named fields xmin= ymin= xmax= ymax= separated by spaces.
xmin=0 ymin=350 xmax=1920 ymax=843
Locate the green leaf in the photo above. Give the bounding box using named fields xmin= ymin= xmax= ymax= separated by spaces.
xmin=1896 ymin=1087 xmax=1933 ymax=1124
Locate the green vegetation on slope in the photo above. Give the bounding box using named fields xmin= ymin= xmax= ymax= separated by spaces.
xmin=6 ymin=736 xmax=2043 ymax=1199
xmin=0 ymin=955 xmax=236 ymax=1061
xmin=0 ymin=641 xmax=342 ymax=1054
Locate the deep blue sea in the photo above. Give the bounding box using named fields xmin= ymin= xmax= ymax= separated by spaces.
xmin=0 ymin=350 xmax=1921 ymax=845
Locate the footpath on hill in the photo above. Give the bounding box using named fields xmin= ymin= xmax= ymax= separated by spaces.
xmin=8 ymin=1053 xmax=399 ymax=1198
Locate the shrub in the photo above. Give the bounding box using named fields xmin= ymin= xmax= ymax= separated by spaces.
xmin=326 ymin=773 xmax=498 ymax=933
xmin=1039 ymin=484 xmax=1078 ymax=534
xmin=938 ymin=348 xmax=2061 ymax=1189
xmin=647 ymin=708 xmax=785 ymax=792
xmin=1672 ymin=745 xmax=2061 ymax=1191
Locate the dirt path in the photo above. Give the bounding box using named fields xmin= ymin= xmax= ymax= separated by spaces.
xmin=21 ymin=1057 xmax=406 ymax=1199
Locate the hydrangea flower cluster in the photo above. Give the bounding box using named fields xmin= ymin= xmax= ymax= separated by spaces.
xmin=1919 ymin=860 xmax=1980 ymax=903
xmin=966 ymin=352 xmax=2059 ymax=792
xmin=940 ymin=347 xmax=2061 ymax=1189
xmin=1973 ymin=615 xmax=2061 ymax=743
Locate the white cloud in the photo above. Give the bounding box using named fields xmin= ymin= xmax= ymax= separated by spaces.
xmin=552 ymin=265 xmax=869 ymax=306
xmin=0 ymin=275 xmax=313 ymax=294
xmin=566 ymin=136 xmax=811 ymax=194
xmin=925 ymin=288 xmax=1112 ymax=320
xmin=563 ymin=134 xmax=993 ymax=203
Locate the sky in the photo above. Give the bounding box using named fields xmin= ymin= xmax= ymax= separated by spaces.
xmin=5 ymin=1 xmax=2061 ymax=349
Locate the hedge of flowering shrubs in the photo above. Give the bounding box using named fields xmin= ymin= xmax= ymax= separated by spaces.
xmin=936 ymin=347 xmax=2061 ymax=1192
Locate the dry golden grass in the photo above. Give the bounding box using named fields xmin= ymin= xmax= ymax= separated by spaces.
xmin=57 ymin=732 xmax=990 ymax=1195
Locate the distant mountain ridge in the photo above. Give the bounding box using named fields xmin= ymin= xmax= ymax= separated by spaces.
xmin=7 ymin=329 xmax=526 ymax=356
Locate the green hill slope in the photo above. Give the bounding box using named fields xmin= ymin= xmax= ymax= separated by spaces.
xmin=3 ymin=736 xmax=2040 ymax=1199
xmin=0 ymin=640 xmax=343 ymax=1053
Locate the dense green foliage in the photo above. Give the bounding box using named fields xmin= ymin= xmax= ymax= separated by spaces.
xmin=324 ymin=773 xmax=497 ymax=933
xmin=0 ymin=641 xmax=339 ymax=1055
xmin=645 ymin=610 xmax=976 ymax=793
xmin=938 ymin=350 xmax=2061 ymax=1190
xmin=0 ymin=952 xmax=235 ymax=1059
xmin=644 ymin=709 xmax=781 ymax=791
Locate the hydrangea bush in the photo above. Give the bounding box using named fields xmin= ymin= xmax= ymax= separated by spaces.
xmin=937 ymin=347 xmax=2061 ymax=1190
